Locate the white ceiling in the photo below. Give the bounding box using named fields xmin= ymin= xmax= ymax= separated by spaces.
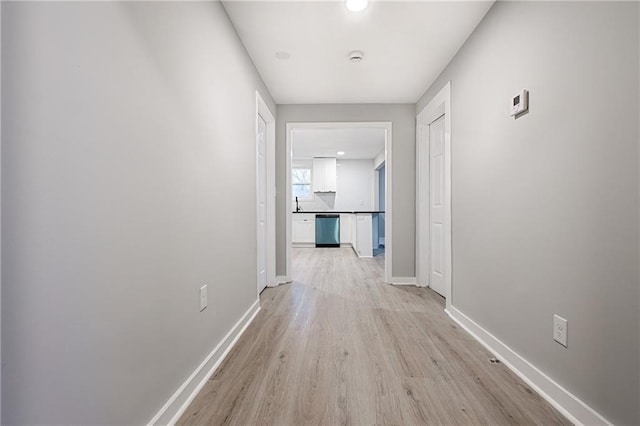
xmin=223 ymin=1 xmax=494 ymax=104
xmin=293 ymin=128 xmax=385 ymax=160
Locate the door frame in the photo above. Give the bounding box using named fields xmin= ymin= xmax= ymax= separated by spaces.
xmin=416 ymin=81 xmax=452 ymax=310
xmin=373 ymin=161 xmax=385 ymax=251
xmin=285 ymin=121 xmax=393 ymax=284
xmin=256 ymin=91 xmax=276 ymax=294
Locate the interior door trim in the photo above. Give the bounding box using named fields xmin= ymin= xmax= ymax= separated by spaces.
xmin=256 ymin=91 xmax=276 ymax=294
xmin=416 ymin=81 xmax=452 ymax=310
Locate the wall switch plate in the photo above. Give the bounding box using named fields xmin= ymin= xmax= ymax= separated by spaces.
xmin=553 ymin=314 xmax=567 ymax=347
xmin=200 ymin=285 xmax=207 ymax=312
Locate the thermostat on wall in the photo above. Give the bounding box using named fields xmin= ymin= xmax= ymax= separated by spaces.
xmin=510 ymin=89 xmax=529 ymax=117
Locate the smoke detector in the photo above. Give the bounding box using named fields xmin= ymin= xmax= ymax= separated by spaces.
xmin=348 ymin=50 xmax=364 ymax=63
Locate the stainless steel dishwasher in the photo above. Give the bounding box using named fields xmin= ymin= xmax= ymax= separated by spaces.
xmin=315 ymin=214 xmax=340 ymax=247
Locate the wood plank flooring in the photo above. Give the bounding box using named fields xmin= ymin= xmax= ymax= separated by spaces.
xmin=178 ymin=248 xmax=570 ymax=425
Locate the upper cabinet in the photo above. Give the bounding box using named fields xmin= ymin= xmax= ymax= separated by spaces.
xmin=313 ymin=157 xmax=337 ymax=192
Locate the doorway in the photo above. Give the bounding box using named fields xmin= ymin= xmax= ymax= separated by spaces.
xmin=416 ymin=82 xmax=452 ymax=308
xmin=285 ymin=122 xmax=393 ymax=283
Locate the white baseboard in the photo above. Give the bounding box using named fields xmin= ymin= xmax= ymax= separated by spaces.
xmin=292 ymin=242 xmax=315 ymax=248
xmin=446 ymin=305 xmax=611 ymax=426
xmin=275 ymin=275 xmax=291 ymax=285
xmin=148 ymin=300 xmax=261 ymax=425
xmin=390 ymin=276 xmax=417 ymax=285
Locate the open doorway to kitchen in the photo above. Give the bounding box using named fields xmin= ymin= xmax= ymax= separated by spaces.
xmin=285 ymin=122 xmax=393 ymax=284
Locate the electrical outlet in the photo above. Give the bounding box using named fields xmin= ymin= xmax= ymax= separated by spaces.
xmin=553 ymin=314 xmax=567 ymax=347
xmin=200 ymin=285 xmax=207 ymax=312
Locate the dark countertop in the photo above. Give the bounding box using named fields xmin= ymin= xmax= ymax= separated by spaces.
xmin=292 ymin=211 xmax=385 ymax=214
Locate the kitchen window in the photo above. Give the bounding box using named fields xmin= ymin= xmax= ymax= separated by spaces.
xmin=292 ymin=167 xmax=312 ymax=200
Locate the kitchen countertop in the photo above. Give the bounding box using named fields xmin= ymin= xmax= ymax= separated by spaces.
xmin=292 ymin=211 xmax=385 ymax=214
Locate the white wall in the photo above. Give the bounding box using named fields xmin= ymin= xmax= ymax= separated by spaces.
xmin=416 ymin=2 xmax=639 ymax=424
xmin=2 ymin=2 xmax=275 ymax=424
xmin=294 ymin=159 xmax=375 ymax=211
xmin=336 ymin=160 xmax=374 ymax=211
xmin=276 ymin=104 xmax=415 ymax=277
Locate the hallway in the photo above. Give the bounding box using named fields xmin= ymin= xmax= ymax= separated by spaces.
xmin=179 ymin=248 xmax=569 ymax=425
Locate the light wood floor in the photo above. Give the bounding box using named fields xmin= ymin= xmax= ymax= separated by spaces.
xmin=178 ymin=248 xmax=570 ymax=425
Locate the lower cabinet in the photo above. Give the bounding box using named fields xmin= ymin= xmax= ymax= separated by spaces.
xmin=339 ymin=214 xmax=352 ymax=244
xmin=292 ymin=214 xmax=315 ymax=244
xmin=292 ymin=213 xmax=373 ymax=257
xmin=337 ymin=213 xmax=373 ymax=257
xmin=355 ymin=214 xmax=373 ymax=257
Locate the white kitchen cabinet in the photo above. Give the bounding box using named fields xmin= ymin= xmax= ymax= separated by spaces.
xmin=350 ymin=214 xmax=357 ymax=250
xmin=312 ymin=158 xmax=337 ymax=193
xmin=355 ymin=214 xmax=373 ymax=257
xmin=292 ymin=214 xmax=315 ymax=245
xmin=339 ymin=214 xmax=353 ymax=244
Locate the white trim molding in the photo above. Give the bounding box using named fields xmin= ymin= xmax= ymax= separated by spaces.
xmin=416 ymin=81 xmax=452 ymax=310
xmin=446 ymin=305 xmax=612 ymax=426
xmin=256 ymin=92 xmax=277 ymax=289
xmin=275 ymin=275 xmax=291 ymax=285
xmin=390 ymin=277 xmax=417 ymax=286
xmin=286 ymin=121 xmax=393 ymax=283
xmin=148 ymin=300 xmax=261 ymax=425
xmin=292 ymin=242 xmax=315 ymax=248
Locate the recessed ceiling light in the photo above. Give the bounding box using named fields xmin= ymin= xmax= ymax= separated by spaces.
xmin=275 ymin=51 xmax=291 ymax=60
xmin=345 ymin=0 xmax=368 ymax=12
xmin=337 ymin=151 xmax=345 ymax=156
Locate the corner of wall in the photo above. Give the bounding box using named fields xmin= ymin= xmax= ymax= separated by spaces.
xmin=446 ymin=306 xmax=613 ymax=426
xmin=149 ymin=301 xmax=260 ymax=425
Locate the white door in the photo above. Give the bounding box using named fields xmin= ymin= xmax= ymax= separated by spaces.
xmin=257 ymin=115 xmax=267 ymax=294
xmin=429 ymin=115 xmax=446 ymax=296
